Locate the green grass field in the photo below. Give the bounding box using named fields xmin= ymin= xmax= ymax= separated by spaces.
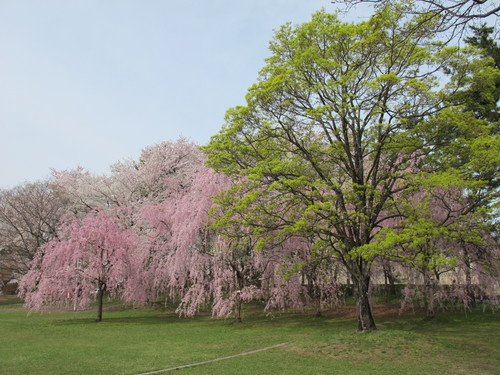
xmin=1 ymin=296 xmax=499 ymax=375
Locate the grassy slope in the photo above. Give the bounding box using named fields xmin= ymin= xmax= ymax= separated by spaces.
xmin=0 ymin=297 xmax=498 ymax=375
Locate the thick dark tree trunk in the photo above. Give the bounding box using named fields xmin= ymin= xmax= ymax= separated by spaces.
xmin=96 ymin=282 xmax=105 ymax=322
xmin=355 ymin=275 xmax=376 ymax=331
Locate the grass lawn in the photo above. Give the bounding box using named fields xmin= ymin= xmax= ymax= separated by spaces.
xmin=1 ymin=296 xmax=499 ymax=375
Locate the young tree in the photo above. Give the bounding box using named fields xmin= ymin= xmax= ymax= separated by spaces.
xmin=203 ymin=7 xmax=489 ymax=331
xmin=18 ymin=210 xmax=139 ymax=321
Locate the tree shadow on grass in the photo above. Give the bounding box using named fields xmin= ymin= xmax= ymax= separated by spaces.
xmin=52 ymin=313 xmax=181 ymax=326
xmin=0 ymin=295 xmax=22 ymax=306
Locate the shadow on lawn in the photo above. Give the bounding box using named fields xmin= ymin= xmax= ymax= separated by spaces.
xmin=40 ymin=301 xmax=500 ymax=337
xmin=0 ymin=295 xmax=23 ymax=306
xmin=52 ymin=312 xmax=182 ymax=326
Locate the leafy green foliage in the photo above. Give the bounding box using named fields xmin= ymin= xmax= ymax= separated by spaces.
xmin=461 ymin=24 xmax=500 ymax=122
xmin=204 ymin=6 xmax=499 ymax=330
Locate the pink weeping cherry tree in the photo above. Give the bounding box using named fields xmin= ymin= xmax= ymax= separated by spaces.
xmin=136 ymin=163 xmax=233 ymax=315
xmin=18 ymin=209 xmax=140 ymax=321
xmin=144 ymin=165 xmax=268 ymax=322
xmin=209 ymin=235 xmax=265 ymax=322
xmin=369 ymin=185 xmax=499 ymax=318
xmin=208 ymin=186 xmax=345 ymax=320
xmin=138 ymin=164 xmax=289 ymax=322
xmin=260 ymin=237 xmax=344 ymax=317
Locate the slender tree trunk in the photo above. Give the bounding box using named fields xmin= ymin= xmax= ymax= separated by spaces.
xmin=384 ymin=262 xmax=397 ymax=297
xmin=313 ymin=281 xmax=322 ymax=317
xmin=346 ymin=275 xmax=352 ymax=297
xmin=315 ymin=296 xmax=322 ymax=317
xmin=234 ymin=291 xmax=242 ymax=323
xmin=308 ymin=272 xmax=322 ymax=317
xmin=96 ymin=282 xmax=105 ymax=322
xmin=383 ymin=266 xmax=391 ymax=303
xmin=423 ymin=271 xmax=435 ymax=319
xmin=464 ymin=257 xmax=476 ymax=308
xmin=233 ymin=264 xmax=245 ymax=323
xmin=355 ymin=275 xmax=376 ymax=331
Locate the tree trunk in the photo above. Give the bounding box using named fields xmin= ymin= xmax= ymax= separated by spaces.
xmin=308 ymin=273 xmax=322 ymax=317
xmin=383 ymin=267 xmax=390 ymax=302
xmin=464 ymin=258 xmax=476 ymax=308
xmin=96 ymin=282 xmax=105 ymax=322
xmin=384 ymin=262 xmax=397 ymax=297
xmin=313 ymin=281 xmax=322 ymax=317
xmin=423 ymin=271 xmax=436 ymax=319
xmin=346 ymin=275 xmax=353 ymax=297
xmin=315 ymin=296 xmax=322 ymax=317
xmin=234 ymin=291 xmax=242 ymax=323
xmin=355 ymin=275 xmax=376 ymax=331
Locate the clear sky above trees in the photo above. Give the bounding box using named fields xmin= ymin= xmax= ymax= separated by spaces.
xmin=1 ymin=0 xmax=372 ymax=189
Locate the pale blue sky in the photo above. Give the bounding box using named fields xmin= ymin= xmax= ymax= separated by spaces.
xmin=0 ymin=0 xmax=372 ymax=188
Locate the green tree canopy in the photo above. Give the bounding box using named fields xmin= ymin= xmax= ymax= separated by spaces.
xmin=204 ymin=6 xmax=498 ymax=331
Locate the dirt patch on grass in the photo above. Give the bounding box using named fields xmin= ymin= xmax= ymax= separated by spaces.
xmin=321 ymin=303 xmax=403 ymax=320
xmin=372 ymin=303 xmax=405 ymax=319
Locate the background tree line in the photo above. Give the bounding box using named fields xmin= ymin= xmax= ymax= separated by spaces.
xmin=1 ymin=2 xmax=498 ymax=330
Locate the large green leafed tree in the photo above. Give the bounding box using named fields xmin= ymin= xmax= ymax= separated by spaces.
xmin=204 ymin=7 xmax=496 ymax=331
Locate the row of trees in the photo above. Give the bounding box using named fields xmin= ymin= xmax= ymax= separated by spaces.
xmin=2 ymin=3 xmax=498 ymax=330
xmin=14 ymin=140 xmax=342 ymax=322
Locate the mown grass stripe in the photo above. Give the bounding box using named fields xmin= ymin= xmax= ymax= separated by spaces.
xmin=135 ymin=342 xmax=289 ymax=375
